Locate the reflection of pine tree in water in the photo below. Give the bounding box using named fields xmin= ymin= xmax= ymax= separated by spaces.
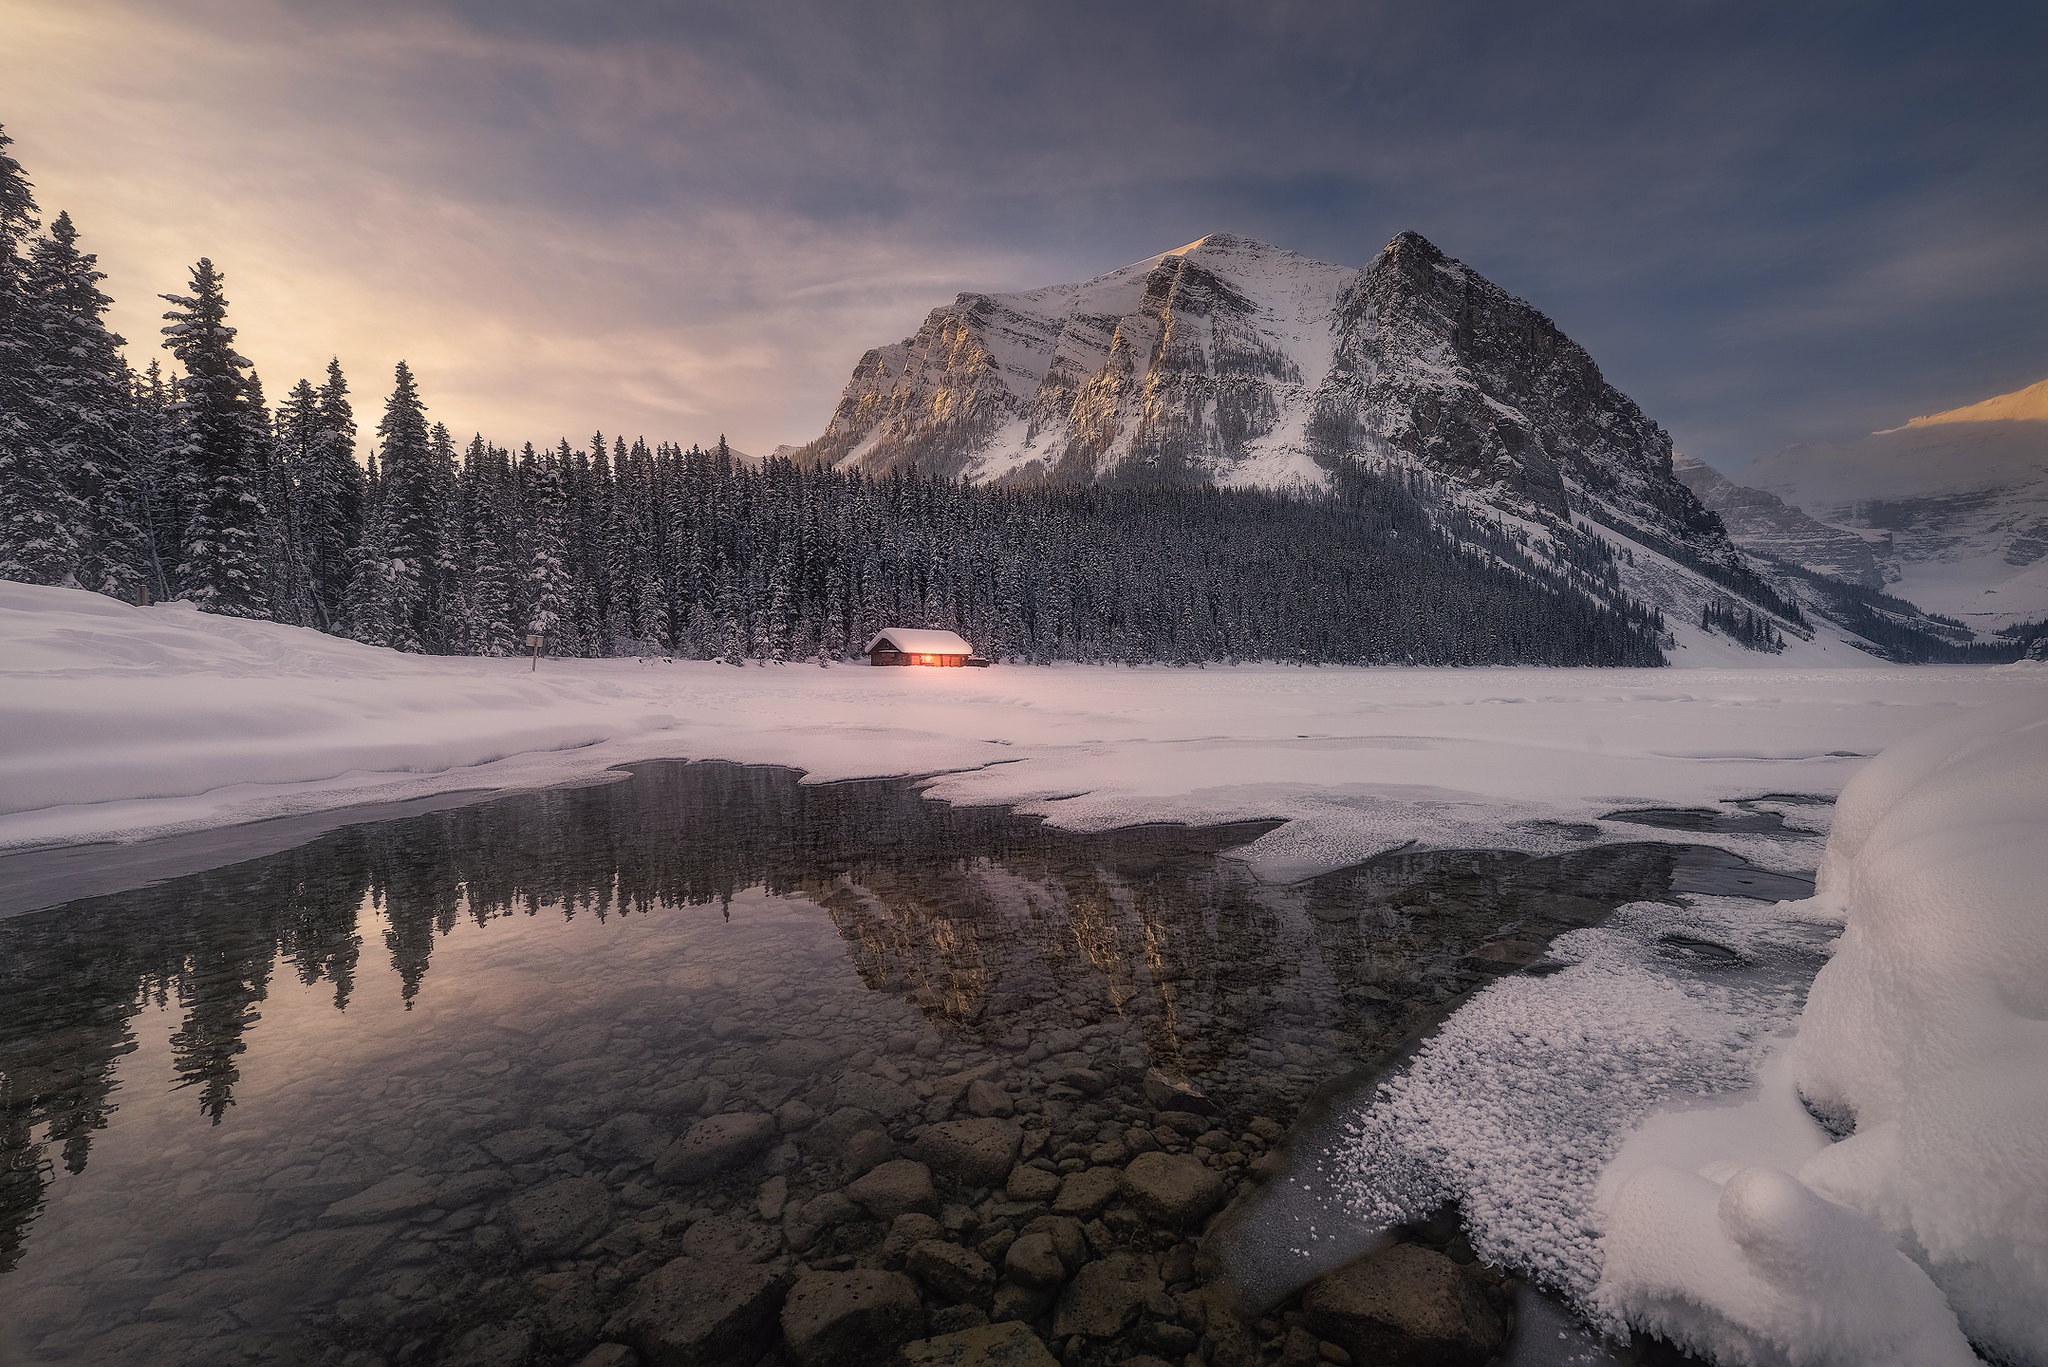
xmin=0 ymin=760 xmax=1705 ymax=1269
xmin=167 ymin=939 xmax=274 ymax=1123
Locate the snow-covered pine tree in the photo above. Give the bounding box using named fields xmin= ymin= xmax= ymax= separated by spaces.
xmin=0 ymin=125 xmax=83 ymax=587
xmin=160 ymin=259 xmax=269 ymax=618
xmin=21 ymin=211 xmax=139 ymax=596
xmin=369 ymin=361 xmax=434 ymax=648
xmin=244 ymin=372 xmax=315 ymax=627
xmin=424 ymin=420 xmax=460 ymax=653
xmin=282 ymin=356 xmax=362 ymax=627
xmin=125 ymin=360 xmax=181 ymax=602
xmin=524 ymin=446 xmax=572 ymax=649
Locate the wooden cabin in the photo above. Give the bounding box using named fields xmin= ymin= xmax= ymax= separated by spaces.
xmin=865 ymin=628 xmax=984 ymax=667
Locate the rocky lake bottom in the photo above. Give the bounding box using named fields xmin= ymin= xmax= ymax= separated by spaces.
xmin=0 ymin=761 xmax=1817 ymax=1367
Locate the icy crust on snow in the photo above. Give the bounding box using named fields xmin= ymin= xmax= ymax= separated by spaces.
xmin=1326 ymin=894 xmax=1836 ymax=1298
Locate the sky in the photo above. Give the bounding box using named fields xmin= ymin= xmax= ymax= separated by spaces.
xmin=3 ymin=0 xmax=2045 ymax=472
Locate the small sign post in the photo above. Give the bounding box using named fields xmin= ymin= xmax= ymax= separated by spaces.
xmin=526 ymin=633 xmax=544 ymax=672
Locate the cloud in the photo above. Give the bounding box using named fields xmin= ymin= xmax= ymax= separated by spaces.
xmin=4 ymin=0 xmax=2044 ymax=466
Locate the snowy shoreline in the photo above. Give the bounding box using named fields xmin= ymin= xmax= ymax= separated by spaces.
xmin=2 ymin=581 xmax=2036 ymax=875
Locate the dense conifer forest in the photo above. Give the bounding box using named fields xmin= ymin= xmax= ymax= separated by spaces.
xmin=0 ymin=125 xmax=1665 ymax=667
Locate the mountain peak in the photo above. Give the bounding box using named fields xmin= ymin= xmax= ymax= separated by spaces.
xmin=1382 ymin=229 xmax=1447 ymax=262
xmin=1161 ymin=231 xmax=1289 ymax=260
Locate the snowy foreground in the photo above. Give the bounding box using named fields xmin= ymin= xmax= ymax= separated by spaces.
xmin=3 ymin=581 xmax=2046 ymax=1362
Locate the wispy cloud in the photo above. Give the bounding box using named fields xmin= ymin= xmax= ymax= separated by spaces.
xmin=5 ymin=0 xmax=2044 ymax=465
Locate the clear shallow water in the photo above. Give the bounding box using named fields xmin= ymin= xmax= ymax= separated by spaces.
xmin=0 ymin=761 xmax=1799 ymax=1366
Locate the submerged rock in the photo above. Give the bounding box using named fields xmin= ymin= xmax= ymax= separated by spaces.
xmin=502 ymin=1174 xmax=612 ymax=1257
xmin=780 ymin=1268 xmax=924 ymax=1366
xmin=654 ymin=1111 xmax=776 ymax=1182
xmin=918 ymin=1119 xmax=1024 ymax=1186
xmin=1051 ymin=1168 xmax=1120 ymax=1217
xmin=1051 ymin=1252 xmax=1162 ymax=1338
xmin=907 ymin=1239 xmax=996 ymax=1302
xmin=1121 ymin=1152 xmax=1225 ymax=1226
xmin=1300 ymin=1243 xmax=1504 ymax=1367
xmin=611 ymin=1254 xmax=789 ymax=1367
xmin=899 ymin=1321 xmax=1060 ymax=1367
xmin=848 ymin=1159 xmax=939 ymax=1219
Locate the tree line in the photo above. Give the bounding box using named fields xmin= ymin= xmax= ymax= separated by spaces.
xmin=0 ymin=124 xmax=1663 ymax=666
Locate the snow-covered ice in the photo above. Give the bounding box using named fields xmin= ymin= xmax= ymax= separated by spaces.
xmin=1 ymin=581 xmax=2033 ymax=881
xmin=1595 ymin=697 xmax=2048 ymax=1365
xmin=0 ymin=580 xmax=2037 ymax=876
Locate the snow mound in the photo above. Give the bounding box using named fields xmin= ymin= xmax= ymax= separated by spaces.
xmin=1599 ymin=1164 xmax=1977 ymax=1366
xmin=1595 ymin=697 xmax=2048 ymax=1365
xmin=1789 ymin=699 xmax=2048 ymax=1362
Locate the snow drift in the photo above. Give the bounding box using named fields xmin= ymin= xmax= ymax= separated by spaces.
xmin=1599 ymin=699 xmax=2048 ymax=1364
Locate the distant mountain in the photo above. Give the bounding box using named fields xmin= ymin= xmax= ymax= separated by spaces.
xmin=1674 ymin=455 xmax=1887 ymax=590
xmin=799 ymin=231 xmax=1937 ymax=663
xmin=1738 ymin=379 xmax=2048 ymax=627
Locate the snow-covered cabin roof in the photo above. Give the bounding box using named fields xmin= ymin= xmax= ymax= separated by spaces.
xmin=865 ymin=628 xmax=973 ymax=656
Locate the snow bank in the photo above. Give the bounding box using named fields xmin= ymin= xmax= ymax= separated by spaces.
xmin=1596 ymin=698 xmax=2048 ymax=1365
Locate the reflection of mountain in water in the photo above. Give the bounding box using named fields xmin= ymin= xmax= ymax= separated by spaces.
xmin=1 ymin=761 xmax=1706 ymax=1272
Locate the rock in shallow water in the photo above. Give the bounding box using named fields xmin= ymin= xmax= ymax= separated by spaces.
xmin=899 ymin=1321 xmax=1059 ymax=1367
xmin=502 ymin=1174 xmax=612 ymax=1256
xmin=1002 ymin=1231 xmax=1066 ymax=1290
xmin=612 ymin=1254 xmax=789 ymax=1367
xmin=907 ymin=1238 xmax=996 ymax=1302
xmin=847 ymin=1159 xmax=939 ymax=1219
xmin=918 ymin=1119 xmax=1024 ymax=1186
xmin=654 ymin=1111 xmax=777 ymax=1182
xmin=1052 ymin=1252 xmax=1162 ymax=1338
xmin=1121 ymin=1151 xmax=1225 ymax=1227
xmin=1051 ymin=1168 xmax=1120 ymax=1217
xmin=781 ymin=1268 xmax=924 ymax=1366
xmin=1300 ymin=1242 xmax=1504 ymax=1367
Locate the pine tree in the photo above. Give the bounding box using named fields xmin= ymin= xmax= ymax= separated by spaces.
xmin=296 ymin=359 xmax=363 ymax=633
xmin=525 ymin=447 xmax=571 ymax=648
xmin=367 ymin=361 xmax=434 ymax=647
xmin=24 ymin=211 xmax=141 ymax=593
xmin=159 ymin=259 xmax=268 ymax=617
xmin=245 ymin=372 xmax=315 ymax=626
xmin=0 ymin=125 xmax=81 ymax=586
xmin=124 ymin=361 xmax=181 ymax=603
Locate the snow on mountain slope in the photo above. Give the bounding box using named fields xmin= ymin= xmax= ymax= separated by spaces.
xmin=1741 ymin=379 xmax=2048 ymax=627
xmin=805 ymin=233 xmax=1351 ymax=489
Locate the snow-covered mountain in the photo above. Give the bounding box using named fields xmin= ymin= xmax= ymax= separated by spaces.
xmin=803 ymin=232 xmax=1718 ymax=542
xmin=799 ymin=231 xmax=1918 ymax=663
xmin=1733 ymin=379 xmax=2048 ymax=628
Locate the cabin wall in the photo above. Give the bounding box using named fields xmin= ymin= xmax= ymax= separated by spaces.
xmin=868 ymin=650 xmax=968 ymax=667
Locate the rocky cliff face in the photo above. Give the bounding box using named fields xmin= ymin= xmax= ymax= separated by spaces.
xmin=1674 ymin=455 xmax=1888 ymax=589
xmin=802 ymin=231 xmax=1747 ymax=571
